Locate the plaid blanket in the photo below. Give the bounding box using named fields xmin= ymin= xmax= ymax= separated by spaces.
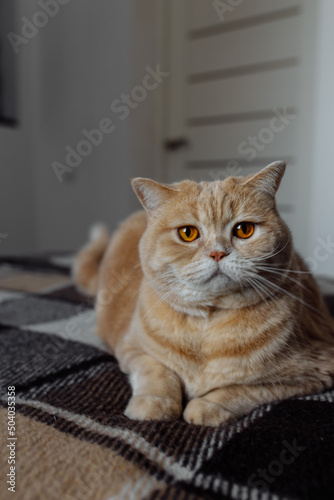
xmin=0 ymin=254 xmax=334 ymax=500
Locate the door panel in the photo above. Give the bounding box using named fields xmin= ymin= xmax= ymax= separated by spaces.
xmin=190 ymin=0 xmax=301 ymax=31
xmin=164 ymin=0 xmax=317 ymax=254
xmin=189 ymin=16 xmax=301 ymax=77
xmin=188 ymin=119 xmax=298 ymax=161
xmin=188 ymin=66 xmax=299 ymax=120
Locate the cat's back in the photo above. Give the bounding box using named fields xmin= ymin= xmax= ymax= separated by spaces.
xmin=105 ymin=210 xmax=147 ymax=255
xmin=96 ymin=210 xmax=147 ymax=349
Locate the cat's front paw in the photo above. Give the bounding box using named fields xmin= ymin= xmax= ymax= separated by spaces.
xmin=125 ymin=395 xmax=182 ymax=421
xmin=183 ymin=398 xmax=235 ymax=427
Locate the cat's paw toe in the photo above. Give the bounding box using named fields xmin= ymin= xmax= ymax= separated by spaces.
xmin=125 ymin=395 xmax=182 ymax=421
xmin=183 ymin=398 xmax=235 ymax=427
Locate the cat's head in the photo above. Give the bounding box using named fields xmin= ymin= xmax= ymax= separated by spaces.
xmin=132 ymin=161 xmax=293 ymax=315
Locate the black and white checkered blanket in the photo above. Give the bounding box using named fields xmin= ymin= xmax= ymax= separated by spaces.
xmin=0 ymin=254 xmax=334 ymax=500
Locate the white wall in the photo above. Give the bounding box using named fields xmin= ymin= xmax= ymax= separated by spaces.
xmin=0 ymin=1 xmax=37 ymax=256
xmin=29 ymin=0 xmax=134 ymax=252
xmin=127 ymin=0 xmax=161 ymax=210
xmin=0 ymin=124 xmax=37 ymax=255
xmin=309 ymin=0 xmax=334 ymax=278
xmin=1 ymin=0 xmax=160 ymax=255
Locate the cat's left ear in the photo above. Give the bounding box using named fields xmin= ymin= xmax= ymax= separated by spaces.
xmin=242 ymin=161 xmax=286 ymax=197
xmin=131 ymin=177 xmax=177 ymax=213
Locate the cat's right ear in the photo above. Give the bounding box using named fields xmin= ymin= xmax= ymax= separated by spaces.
xmin=131 ymin=178 xmax=176 ymax=213
xmin=241 ymin=161 xmax=287 ymax=197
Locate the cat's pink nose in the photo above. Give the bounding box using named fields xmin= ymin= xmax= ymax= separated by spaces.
xmin=210 ymin=251 xmax=226 ymax=262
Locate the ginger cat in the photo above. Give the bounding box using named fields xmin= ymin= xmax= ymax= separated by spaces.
xmin=74 ymin=161 xmax=334 ymax=426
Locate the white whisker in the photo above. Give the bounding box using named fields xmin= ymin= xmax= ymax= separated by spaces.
xmin=253 ymin=265 xmax=310 ymax=292
xmin=251 ymin=263 xmax=311 ymax=275
xmin=254 ymin=273 xmax=324 ymax=316
xmin=141 ymin=280 xmax=187 ymax=320
xmin=128 ymin=269 xmax=177 ymax=301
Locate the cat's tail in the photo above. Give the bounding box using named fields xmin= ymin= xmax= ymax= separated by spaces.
xmin=72 ymin=224 xmax=110 ymax=296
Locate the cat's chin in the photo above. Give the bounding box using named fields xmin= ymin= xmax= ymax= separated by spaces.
xmin=168 ymin=287 xmax=263 ymax=317
xmin=201 ymin=271 xmax=237 ymax=295
xmin=182 ymin=271 xmax=244 ymax=301
xmin=204 ymin=269 xmax=228 ymax=283
xmin=166 ymin=279 xmax=255 ymax=316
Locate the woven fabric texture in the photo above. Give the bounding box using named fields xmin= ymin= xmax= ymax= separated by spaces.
xmin=0 ymin=255 xmax=334 ymax=500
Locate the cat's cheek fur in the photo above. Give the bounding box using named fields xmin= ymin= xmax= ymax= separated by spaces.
xmin=234 ymin=226 xmax=276 ymax=258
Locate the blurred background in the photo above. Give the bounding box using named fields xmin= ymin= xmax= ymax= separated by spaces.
xmin=0 ymin=0 xmax=334 ymax=278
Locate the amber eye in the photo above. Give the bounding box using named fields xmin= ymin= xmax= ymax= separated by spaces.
xmin=178 ymin=226 xmax=199 ymax=242
xmin=233 ymin=222 xmax=255 ymax=239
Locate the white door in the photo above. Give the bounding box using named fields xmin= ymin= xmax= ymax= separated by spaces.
xmin=162 ymin=0 xmax=318 ymax=257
